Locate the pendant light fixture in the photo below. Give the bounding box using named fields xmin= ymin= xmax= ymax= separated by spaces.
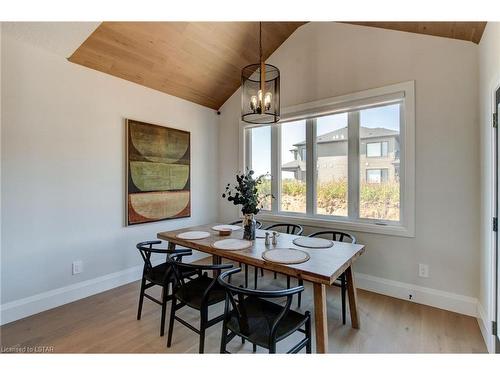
xmin=241 ymin=22 xmax=280 ymax=124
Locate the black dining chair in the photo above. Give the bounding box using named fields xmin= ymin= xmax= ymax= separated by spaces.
xmin=218 ymin=268 xmax=311 ymax=354
xmin=308 ymin=230 xmax=356 ymax=325
xmin=264 ymin=223 xmax=304 ymax=288
xmin=136 ymin=240 xmax=197 ymax=336
xmin=166 ymin=258 xmax=233 ymax=353
xmin=228 ymin=220 xmax=264 ymax=288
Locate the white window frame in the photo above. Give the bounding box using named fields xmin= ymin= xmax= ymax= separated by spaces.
xmin=239 ymin=81 xmax=415 ymax=237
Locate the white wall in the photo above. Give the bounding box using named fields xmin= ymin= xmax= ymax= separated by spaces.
xmin=1 ymin=28 xmax=219 ymax=310
xmin=478 ymin=22 xmax=500 ymax=353
xmin=219 ymin=23 xmax=480 ymax=305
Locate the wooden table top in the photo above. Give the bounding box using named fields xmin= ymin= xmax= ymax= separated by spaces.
xmin=157 ymin=223 xmax=366 ymax=285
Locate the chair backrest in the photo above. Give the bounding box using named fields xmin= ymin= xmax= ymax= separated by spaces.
xmin=136 ymin=240 xmax=192 ymax=274
xmin=168 ymin=258 xmax=233 ymax=305
xmin=264 ymin=223 xmax=304 ymax=235
xmin=229 ymin=219 xmax=263 ymax=229
xmin=308 ymin=230 xmax=356 ymax=244
xmin=218 ymin=268 xmax=304 ymax=339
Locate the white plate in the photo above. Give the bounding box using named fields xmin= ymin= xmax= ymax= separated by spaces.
xmin=212 ymin=239 xmax=252 ymax=251
xmin=292 ymin=237 xmax=334 ymax=249
xmin=211 ymin=224 xmax=242 ymax=231
xmin=176 ymin=231 xmax=210 ymax=240
xmin=262 ymin=248 xmax=310 ymax=264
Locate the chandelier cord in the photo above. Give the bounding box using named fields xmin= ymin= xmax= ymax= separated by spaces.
xmin=259 ymin=22 xmax=262 ymax=63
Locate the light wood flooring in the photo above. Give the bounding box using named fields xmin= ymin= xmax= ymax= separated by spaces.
xmin=0 ymin=269 xmax=487 ymax=353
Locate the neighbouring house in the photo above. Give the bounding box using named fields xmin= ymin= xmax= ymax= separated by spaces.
xmin=282 ymin=126 xmax=400 ymax=184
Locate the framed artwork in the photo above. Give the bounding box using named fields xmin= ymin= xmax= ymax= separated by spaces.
xmin=126 ymin=119 xmax=191 ymax=225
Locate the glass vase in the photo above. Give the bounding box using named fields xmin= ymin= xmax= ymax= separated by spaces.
xmin=242 ymin=213 xmax=256 ymax=240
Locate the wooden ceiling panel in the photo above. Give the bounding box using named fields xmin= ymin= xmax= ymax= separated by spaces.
xmin=344 ymin=22 xmax=487 ymax=44
xmin=69 ymin=22 xmax=305 ymax=110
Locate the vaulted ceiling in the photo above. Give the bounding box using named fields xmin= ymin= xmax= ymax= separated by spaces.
xmin=69 ymin=22 xmax=487 ymax=111
xmin=69 ymin=22 xmax=305 ymax=110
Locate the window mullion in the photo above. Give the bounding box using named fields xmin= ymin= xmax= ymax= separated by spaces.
xmin=305 ymin=118 xmax=316 ymax=215
xmin=348 ymin=111 xmax=360 ymax=219
xmin=271 ymin=124 xmax=280 ymax=214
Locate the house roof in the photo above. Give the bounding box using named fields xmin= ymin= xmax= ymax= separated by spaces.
xmin=292 ymin=126 xmax=398 ymax=147
xmin=282 ymin=160 xmax=306 ymax=171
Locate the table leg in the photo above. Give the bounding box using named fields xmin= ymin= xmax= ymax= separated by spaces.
xmin=313 ymin=283 xmax=328 ymax=353
xmin=345 ymin=266 xmax=360 ymax=329
xmin=167 ymin=242 xmax=176 ymax=262
xmin=212 ymin=255 xmax=221 ymax=278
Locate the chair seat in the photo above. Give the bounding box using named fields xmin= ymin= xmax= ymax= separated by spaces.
xmin=175 ymin=275 xmax=226 ymax=309
xmin=226 ymin=296 xmax=308 ymax=349
xmin=145 ymin=262 xmax=197 ymax=285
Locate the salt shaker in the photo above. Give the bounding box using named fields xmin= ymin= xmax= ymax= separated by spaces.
xmin=264 ymin=232 xmax=271 ymax=246
xmin=272 ymin=231 xmax=278 ymax=246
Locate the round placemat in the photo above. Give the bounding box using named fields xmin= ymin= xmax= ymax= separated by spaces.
xmin=211 ymin=224 xmax=242 ymax=231
xmin=176 ymin=231 xmax=211 ymax=240
xmin=292 ymin=237 xmax=334 ymax=249
xmin=262 ymin=248 xmax=310 ymax=264
xmin=212 ymin=239 xmax=252 ymax=251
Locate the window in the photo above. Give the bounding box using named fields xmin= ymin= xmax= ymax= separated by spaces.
xmin=280 ymin=120 xmax=306 ymax=213
xmin=245 ymin=126 xmax=272 ymax=210
xmin=366 ymin=169 xmax=388 ymax=184
xmin=241 ymin=81 xmax=415 ymax=237
xmin=366 ymin=141 xmax=389 ymax=157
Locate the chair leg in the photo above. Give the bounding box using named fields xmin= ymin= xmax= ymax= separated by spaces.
xmin=245 ymin=264 xmax=249 ymax=288
xmin=287 ymin=276 xmax=290 ymax=289
xmin=220 ymin=319 xmax=229 ymax=354
xmin=305 ymin=312 xmax=312 ymax=354
xmin=199 ymin=309 xmax=207 ymax=354
xmin=136 ymin=276 xmax=146 ymax=320
xmin=252 ymin=343 xmax=257 ymax=353
xmin=160 ymin=284 xmax=169 ymax=336
xmin=167 ymin=297 xmax=176 ymax=347
xmin=269 ymin=341 xmax=277 ymax=354
xmin=298 ymin=279 xmax=303 ymax=308
xmin=274 ymin=272 xmax=277 ymax=279
xmin=260 ymin=268 xmax=264 ymax=277
xmin=341 ymin=274 xmax=347 ymax=325
xmin=254 ymin=267 xmax=258 ymax=289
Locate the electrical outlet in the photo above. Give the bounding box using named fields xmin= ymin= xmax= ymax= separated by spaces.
xmin=418 ymin=263 xmax=429 ymax=278
xmin=72 ymin=260 xmax=83 ymax=275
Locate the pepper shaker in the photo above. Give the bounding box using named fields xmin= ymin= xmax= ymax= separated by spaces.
xmin=272 ymin=231 xmax=278 ymax=246
xmin=264 ymin=232 xmax=271 ymax=246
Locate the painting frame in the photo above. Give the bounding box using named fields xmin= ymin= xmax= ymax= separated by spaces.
xmin=126 ymin=119 xmax=191 ymax=226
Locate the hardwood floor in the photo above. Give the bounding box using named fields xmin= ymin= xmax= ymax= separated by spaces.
xmin=0 ymin=269 xmax=486 ymax=353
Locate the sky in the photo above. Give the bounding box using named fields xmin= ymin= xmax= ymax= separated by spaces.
xmin=249 ymin=103 xmax=400 ymax=178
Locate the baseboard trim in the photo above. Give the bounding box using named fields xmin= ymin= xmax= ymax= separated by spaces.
xmin=0 ymin=265 xmax=143 ymax=326
xmin=477 ymin=302 xmax=494 ymax=353
xmin=0 ymin=251 xmax=210 ymax=326
xmin=1 ymin=264 xmax=479 ymax=326
xmin=354 ymin=272 xmax=478 ymax=317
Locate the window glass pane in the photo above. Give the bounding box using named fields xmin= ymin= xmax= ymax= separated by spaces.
xmin=366 ymin=142 xmax=381 ymax=157
xmin=315 ymin=113 xmax=348 ymax=216
xmin=359 ymin=103 xmax=401 ymax=221
xmin=247 ymin=126 xmax=272 ymax=210
xmin=280 ymin=120 xmax=306 ymax=213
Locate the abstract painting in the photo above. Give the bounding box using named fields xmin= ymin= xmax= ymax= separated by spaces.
xmin=127 ymin=119 xmax=191 ymax=225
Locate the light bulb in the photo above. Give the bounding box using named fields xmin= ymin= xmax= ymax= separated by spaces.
xmin=264 ymin=92 xmax=272 ymax=111
xmin=250 ymin=95 xmax=258 ymax=112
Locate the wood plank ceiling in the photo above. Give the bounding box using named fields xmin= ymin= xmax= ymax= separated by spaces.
xmin=344 ymin=22 xmax=487 ymax=44
xmin=69 ymin=22 xmax=305 ymax=110
xmin=69 ymin=22 xmax=487 ymax=110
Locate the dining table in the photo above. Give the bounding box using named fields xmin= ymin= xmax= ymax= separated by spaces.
xmin=157 ymin=223 xmax=366 ymax=353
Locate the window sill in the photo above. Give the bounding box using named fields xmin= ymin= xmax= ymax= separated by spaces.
xmin=255 ymin=212 xmax=415 ymax=238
